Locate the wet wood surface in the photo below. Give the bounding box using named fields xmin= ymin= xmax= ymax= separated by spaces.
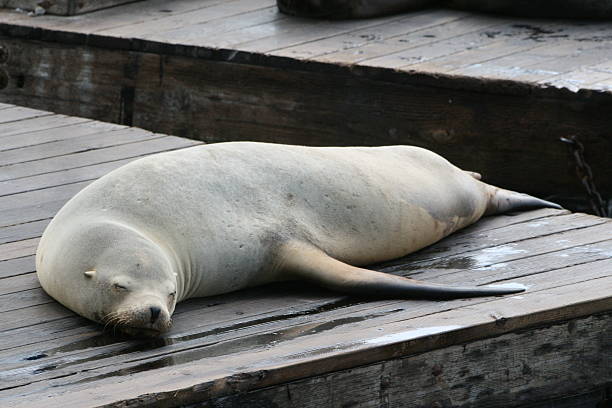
xmin=0 ymin=105 xmax=610 ymax=407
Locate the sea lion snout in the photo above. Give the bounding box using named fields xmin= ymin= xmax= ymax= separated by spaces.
xmin=107 ymin=295 xmax=173 ymax=336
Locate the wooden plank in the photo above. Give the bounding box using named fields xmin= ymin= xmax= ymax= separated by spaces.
xmin=0 ymin=197 xmax=82 ymax=228
xmin=195 ymin=313 xmax=611 ymax=408
xmin=233 ymin=12 xmax=417 ymax=54
xmin=459 ymin=208 xmax=569 ymax=232
xmin=396 ymin=21 xmax=566 ymax=71
xmin=0 ymin=316 xmax=100 ymax=353
xmin=362 ymin=18 xmax=526 ymax=69
xmin=0 ymin=271 xmax=37 ymax=295
xmin=78 ymin=0 xmax=232 ymax=34
xmin=270 ymin=9 xmax=467 ymax=60
xmin=0 ymin=237 xmax=38 ymax=261
xmin=0 ymin=219 xmax=48 ymax=244
xmin=0 ymin=114 xmax=91 ymax=140
xmin=0 ymin=120 xmax=125 ymax=150
xmin=315 ymin=14 xmax=504 ymax=65
xmin=450 ymin=22 xmax=612 ymax=81
xmin=0 ymin=106 xmax=53 ymax=123
xmin=0 ymin=127 xmax=161 ymax=165
xmin=0 ymin=135 xmax=200 ymax=181
xmin=543 ymin=69 xmax=612 ymax=93
xmin=0 ymin=301 xmax=74 ymax=333
xmin=502 ymin=42 xmax=612 ymax=84
xmin=0 ymin=180 xmax=90 ymax=213
xmin=147 ymin=6 xmax=285 ymax=46
xmin=0 ymin=255 xmax=34 ymax=279
xmin=400 ymin=213 xmax=608 ymax=264
xmin=0 ymin=156 xmax=136 ymax=196
xmin=104 ymin=0 xmax=276 ymax=39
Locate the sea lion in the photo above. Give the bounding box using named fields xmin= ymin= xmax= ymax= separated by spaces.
xmin=36 ymin=142 xmax=560 ymax=336
xmin=277 ymin=0 xmax=612 ymax=19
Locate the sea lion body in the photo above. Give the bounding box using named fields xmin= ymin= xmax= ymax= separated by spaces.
xmin=36 ymin=142 xmax=558 ymax=335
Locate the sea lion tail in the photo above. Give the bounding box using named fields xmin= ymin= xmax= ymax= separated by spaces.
xmin=485 ymin=187 xmax=562 ymax=216
xmin=279 ymin=242 xmax=525 ymax=300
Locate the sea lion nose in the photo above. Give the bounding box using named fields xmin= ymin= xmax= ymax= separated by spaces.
xmin=149 ymin=306 xmax=161 ymax=323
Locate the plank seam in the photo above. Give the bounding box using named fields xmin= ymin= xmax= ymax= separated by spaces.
xmin=0 ymin=134 xmax=167 ymax=167
xmin=0 ymin=137 xmax=198 ymax=183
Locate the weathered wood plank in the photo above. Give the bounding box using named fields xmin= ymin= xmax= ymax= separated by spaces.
xmin=104 ymin=0 xmax=276 ymax=39
xmin=0 ymin=114 xmax=91 ymax=140
xmin=197 ymin=313 xmax=611 ymax=408
xmin=0 ymin=219 xmax=48 ymax=244
xmin=396 ymin=213 xmax=608 ymax=264
xmin=0 ymin=180 xmax=90 ymax=212
xmin=0 ymin=237 xmax=38 ymax=261
xmin=0 ymin=198 xmax=80 ymax=228
xmin=0 ymin=106 xmax=53 ymax=123
xmin=0 ymin=156 xmax=136 ymax=196
xmin=88 ymin=0 xmax=234 ymax=34
xmin=0 ymin=127 xmax=160 ymax=165
xmin=234 ymin=11 xmax=425 ymax=54
xmin=0 ymin=271 xmax=37 ymax=295
xmin=0 ymin=254 xmax=34 ymax=279
xmin=0 ymin=135 xmax=200 ymax=181
xmin=147 ymin=6 xmax=285 ymax=46
xmin=270 ymin=9 xmax=467 ymax=60
xmin=361 ymin=18 xmax=525 ymax=69
xmin=0 ymin=120 xmax=124 ymax=150
xmin=451 ymin=23 xmax=612 ymax=81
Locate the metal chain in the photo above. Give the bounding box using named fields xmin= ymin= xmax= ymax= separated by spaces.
xmin=560 ymin=136 xmax=608 ymax=217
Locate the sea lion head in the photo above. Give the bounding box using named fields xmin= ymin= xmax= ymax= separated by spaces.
xmin=37 ymin=219 xmax=178 ymax=337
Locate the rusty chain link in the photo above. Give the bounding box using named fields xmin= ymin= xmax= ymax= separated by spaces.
xmin=560 ymin=136 xmax=608 ymax=217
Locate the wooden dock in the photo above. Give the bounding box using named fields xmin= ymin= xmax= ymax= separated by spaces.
xmin=0 ymin=0 xmax=611 ymax=210
xmin=0 ymin=105 xmax=610 ymax=407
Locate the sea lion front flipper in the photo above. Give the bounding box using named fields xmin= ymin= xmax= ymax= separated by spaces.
xmin=278 ymin=242 xmax=525 ymax=300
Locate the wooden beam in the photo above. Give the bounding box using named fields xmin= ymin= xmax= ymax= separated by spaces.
xmin=197 ymin=312 xmax=611 ymax=408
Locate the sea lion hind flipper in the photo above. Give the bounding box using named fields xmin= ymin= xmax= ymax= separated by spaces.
xmin=485 ymin=186 xmax=563 ymax=215
xmin=278 ymin=242 xmax=525 ymax=299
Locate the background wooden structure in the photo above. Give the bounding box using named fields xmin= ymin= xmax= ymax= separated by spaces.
xmin=0 ymin=0 xmax=610 ymax=212
xmin=0 ymin=105 xmax=610 ymax=407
